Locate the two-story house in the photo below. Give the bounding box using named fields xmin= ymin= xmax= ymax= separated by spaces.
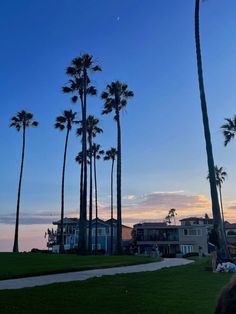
xmin=133 ymin=217 xmax=213 ymax=256
xmin=50 ymin=217 xmax=132 ymax=254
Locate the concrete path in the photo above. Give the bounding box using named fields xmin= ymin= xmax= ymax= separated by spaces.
xmin=0 ymin=258 xmax=193 ymax=290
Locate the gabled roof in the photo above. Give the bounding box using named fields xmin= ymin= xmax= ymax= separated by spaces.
xmin=53 ymin=217 xmax=79 ymax=225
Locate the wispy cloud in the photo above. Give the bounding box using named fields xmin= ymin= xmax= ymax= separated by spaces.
xmin=0 ymin=210 xmax=79 ymax=225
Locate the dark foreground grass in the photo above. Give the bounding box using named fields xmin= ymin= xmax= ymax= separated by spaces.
xmin=0 ymin=258 xmax=234 ymax=314
xmin=0 ymin=253 xmax=155 ymax=280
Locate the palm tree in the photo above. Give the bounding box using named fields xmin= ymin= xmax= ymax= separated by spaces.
xmin=10 ymin=110 xmax=38 ymax=252
xmin=221 ymin=116 xmax=236 ymax=146
xmin=92 ymin=143 xmax=104 ymax=253
xmin=55 ymin=110 xmax=78 ymax=253
xmin=207 ymin=166 xmax=227 ymax=226
xmin=101 ymin=81 xmax=134 ymax=254
xmin=194 ymin=0 xmax=228 ymax=256
xmin=77 ymin=116 xmax=103 ymax=253
xmin=104 ymin=147 xmax=117 ymax=255
xmin=63 ymin=54 xmax=101 ymax=253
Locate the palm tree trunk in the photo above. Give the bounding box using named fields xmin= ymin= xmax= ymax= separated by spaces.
xmin=88 ymin=136 xmax=93 ymax=253
xmin=59 ymin=128 xmax=70 ymax=253
xmin=110 ymin=159 xmax=114 ymax=255
xmin=195 ymin=0 xmax=229 ymax=257
xmin=78 ymin=85 xmax=87 ymax=254
xmin=116 ymin=104 xmax=122 ymax=255
xmin=13 ymin=125 xmax=26 ymax=252
xmin=218 ymin=186 xmax=225 ymax=224
xmin=94 ymin=154 xmax=98 ymax=253
xmin=82 ymin=72 xmax=88 ymax=253
xmin=78 ymin=158 xmax=84 ymax=250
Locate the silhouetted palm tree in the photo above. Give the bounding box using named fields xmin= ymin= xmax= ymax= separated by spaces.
xmin=10 ymin=110 xmax=38 ymax=252
xmin=55 ymin=110 xmax=78 ymax=253
xmin=77 ymin=116 xmax=103 ymax=253
xmin=221 ymin=116 xmax=236 ymax=146
xmin=92 ymin=143 xmax=104 ymax=252
xmin=207 ymin=166 xmax=227 ymax=226
xmin=194 ymin=0 xmax=228 ymax=256
xmin=63 ymin=54 xmax=101 ymax=253
xmin=101 ymin=81 xmax=134 ymax=254
xmin=104 ymin=147 xmax=117 ymax=254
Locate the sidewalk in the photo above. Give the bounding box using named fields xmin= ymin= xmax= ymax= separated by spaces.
xmin=0 ymin=258 xmax=193 ymax=290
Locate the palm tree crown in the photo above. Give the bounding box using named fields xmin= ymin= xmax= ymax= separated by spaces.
xmin=55 ymin=110 xmax=78 ymax=131
xmin=10 ymin=110 xmax=38 ymax=131
xmin=62 ymin=54 xmax=101 ymax=103
xmin=207 ymin=166 xmax=227 ymax=188
xmin=221 ymin=116 xmax=236 ymax=146
xmin=101 ymin=81 xmax=134 ymax=118
xmin=76 ymin=115 xmax=103 ymax=138
xmin=104 ymin=147 xmax=117 ymax=162
xmin=92 ymin=143 xmax=104 ymax=159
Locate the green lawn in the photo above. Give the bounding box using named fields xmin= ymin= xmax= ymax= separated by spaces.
xmin=0 ymin=253 xmax=156 ymax=280
xmin=0 ymin=258 xmax=234 ymax=314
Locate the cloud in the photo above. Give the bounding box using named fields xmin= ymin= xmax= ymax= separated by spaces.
xmin=0 ymin=210 xmax=79 ymax=225
xmin=1 ymin=192 xmax=236 ymax=228
xmin=123 ymin=194 xmax=136 ymax=201
xmin=97 ymin=192 xmax=212 ymax=226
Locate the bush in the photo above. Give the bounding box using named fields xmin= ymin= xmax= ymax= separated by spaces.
xmin=183 ymin=252 xmax=199 ymax=258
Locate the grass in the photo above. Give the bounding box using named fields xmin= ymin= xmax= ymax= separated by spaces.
xmin=0 ymin=253 xmax=156 ymax=280
xmin=0 ymin=258 xmax=234 ymax=314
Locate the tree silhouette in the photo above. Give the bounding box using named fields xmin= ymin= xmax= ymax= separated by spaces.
xmin=104 ymin=147 xmax=117 ymax=254
xmin=63 ymin=54 xmax=101 ymax=253
xmin=92 ymin=143 xmax=104 ymax=252
xmin=55 ymin=109 xmax=78 ymax=253
xmin=77 ymin=116 xmax=102 ymax=253
xmin=221 ymin=116 xmax=236 ymax=147
xmin=194 ymin=0 xmax=228 ymax=256
xmin=101 ymin=81 xmax=134 ymax=254
xmin=10 ymin=110 xmax=38 ymax=252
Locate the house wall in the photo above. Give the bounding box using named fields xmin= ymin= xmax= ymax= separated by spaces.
xmin=179 ymin=226 xmax=209 ymax=255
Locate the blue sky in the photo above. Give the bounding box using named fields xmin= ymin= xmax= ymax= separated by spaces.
xmin=1 ymin=0 xmax=236 ymax=251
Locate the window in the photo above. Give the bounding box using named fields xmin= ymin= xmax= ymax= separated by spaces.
xmin=181 ymin=245 xmax=193 ymax=255
xmin=183 ymin=229 xmax=202 ymax=236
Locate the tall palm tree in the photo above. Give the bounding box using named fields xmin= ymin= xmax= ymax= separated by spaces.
xmin=194 ymin=0 xmax=228 ymax=256
xmin=207 ymin=166 xmax=227 ymax=226
xmin=101 ymin=81 xmax=134 ymax=254
xmin=92 ymin=143 xmax=104 ymax=253
xmin=63 ymin=54 xmax=101 ymax=253
xmin=55 ymin=109 xmax=78 ymax=253
xmin=221 ymin=116 xmax=236 ymax=146
xmin=104 ymin=147 xmax=117 ymax=255
xmin=10 ymin=110 xmax=38 ymax=252
xmin=77 ymin=116 xmax=103 ymax=253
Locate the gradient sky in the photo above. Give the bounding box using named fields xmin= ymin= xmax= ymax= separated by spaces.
xmin=1 ymin=0 xmax=236 ymax=251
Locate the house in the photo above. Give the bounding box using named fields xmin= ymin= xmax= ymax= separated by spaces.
xmin=133 ymin=217 xmax=236 ymax=257
xmin=49 ymin=217 xmax=132 ymax=254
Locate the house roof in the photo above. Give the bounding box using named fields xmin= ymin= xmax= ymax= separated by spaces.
xmin=134 ymin=222 xmax=167 ymax=228
xmin=53 ymin=217 xmax=79 ymax=225
xmin=180 ymin=217 xmax=213 ymax=222
xmin=52 ymin=217 xmax=132 ymax=229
